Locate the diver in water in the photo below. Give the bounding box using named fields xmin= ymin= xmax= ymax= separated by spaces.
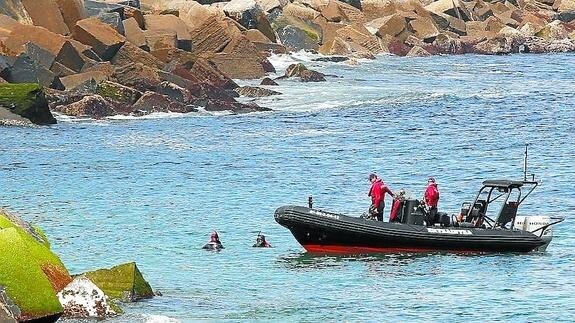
xmin=253 ymin=233 xmax=272 ymax=248
xmin=202 ymin=231 xmax=224 ymax=250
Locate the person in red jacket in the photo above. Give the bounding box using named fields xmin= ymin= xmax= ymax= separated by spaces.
xmin=423 ymin=177 xmax=440 ymax=226
xmin=368 ymin=173 xmax=394 ymax=221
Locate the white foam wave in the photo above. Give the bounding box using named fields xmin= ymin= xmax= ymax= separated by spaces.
xmin=108 ymin=111 xmax=192 ymax=120
xmin=143 ymin=314 xmax=181 ymax=323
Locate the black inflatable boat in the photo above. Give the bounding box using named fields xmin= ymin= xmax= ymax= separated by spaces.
xmin=275 ymin=179 xmax=564 ymax=254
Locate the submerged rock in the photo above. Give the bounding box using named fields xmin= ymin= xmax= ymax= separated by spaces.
xmin=83 ymin=262 xmax=154 ymax=302
xmin=234 ymin=85 xmax=281 ymax=97
xmin=260 ymin=77 xmax=278 ymax=85
xmin=0 ymin=83 xmax=56 ymax=125
xmin=283 ymin=63 xmax=326 ymax=82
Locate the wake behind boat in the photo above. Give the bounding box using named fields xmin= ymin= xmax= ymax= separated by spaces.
xmin=275 ymin=148 xmax=565 ymax=254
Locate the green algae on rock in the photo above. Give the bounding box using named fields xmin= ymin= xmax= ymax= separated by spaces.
xmin=0 ymin=228 xmax=63 ymax=322
xmin=0 ymin=209 xmax=72 ymax=322
xmin=0 ymin=83 xmax=56 ymax=125
xmin=83 ymin=262 xmax=154 ymax=302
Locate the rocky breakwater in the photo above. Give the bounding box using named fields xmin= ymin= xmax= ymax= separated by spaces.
xmin=2 ymin=0 xmax=575 ymax=121
xmin=0 ymin=0 xmax=279 ymax=121
xmin=0 ymin=208 xmax=155 ymax=321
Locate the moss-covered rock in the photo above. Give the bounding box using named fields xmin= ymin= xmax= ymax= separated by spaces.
xmin=0 ymin=83 xmax=56 ymax=125
xmin=0 ymin=229 xmax=63 ymax=321
xmin=83 ymin=262 xmax=153 ymax=302
xmin=0 ymin=209 xmax=71 ymax=322
xmin=96 ymin=80 xmax=142 ymax=105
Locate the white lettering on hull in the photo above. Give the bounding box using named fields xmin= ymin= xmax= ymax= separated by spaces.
xmin=427 ymin=228 xmax=473 ymax=235
xmin=310 ymin=210 xmax=340 ymax=220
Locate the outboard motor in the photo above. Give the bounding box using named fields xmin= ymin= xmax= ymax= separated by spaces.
xmin=514 ymin=216 xmax=555 ymax=251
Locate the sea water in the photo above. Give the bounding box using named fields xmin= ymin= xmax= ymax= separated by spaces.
xmin=1 ymin=53 xmax=574 ymax=322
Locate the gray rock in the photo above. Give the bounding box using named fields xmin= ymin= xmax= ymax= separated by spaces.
xmin=96 ymin=11 xmax=125 ymax=35
xmin=24 ymin=42 xmax=56 ymax=69
xmin=53 ymin=94 xmax=116 ymax=119
xmin=276 ymin=25 xmax=319 ymax=51
xmin=4 ymin=54 xmax=64 ymax=90
xmin=0 ymin=83 xmax=57 ymax=125
xmin=260 ymin=77 xmax=278 ymax=85
xmin=234 ymin=85 xmax=281 ymax=97
xmin=55 ymin=41 xmax=87 ymax=73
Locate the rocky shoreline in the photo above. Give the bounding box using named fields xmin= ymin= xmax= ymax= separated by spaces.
xmin=0 ymin=208 xmax=155 ymax=321
xmin=1 ymin=0 xmax=575 ymax=123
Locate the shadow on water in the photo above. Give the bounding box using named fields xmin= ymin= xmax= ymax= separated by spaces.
xmin=277 ymin=251 xmax=438 ymax=270
xmin=277 ymin=249 xmax=552 ymax=271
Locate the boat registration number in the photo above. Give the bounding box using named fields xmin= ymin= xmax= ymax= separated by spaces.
xmin=427 ymin=228 xmax=473 ymax=235
xmin=310 ymin=210 xmax=340 ymax=220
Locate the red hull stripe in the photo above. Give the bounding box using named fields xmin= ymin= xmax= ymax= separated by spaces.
xmin=303 ymin=244 xmax=480 ymax=254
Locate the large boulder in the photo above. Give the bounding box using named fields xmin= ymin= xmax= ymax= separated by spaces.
xmin=123 ymin=17 xmax=148 ymax=49
xmin=0 ymin=83 xmax=56 ymax=124
xmin=129 ymin=91 xmax=196 ymax=115
xmin=144 ymin=29 xmax=178 ymax=51
xmin=188 ymin=15 xmax=234 ymax=54
xmin=425 ymin=0 xmax=472 ymax=21
xmin=3 ymin=24 xmax=90 ymax=57
xmin=0 ymin=209 xmax=72 ymax=321
xmin=144 ymin=14 xmax=192 ymax=51
xmin=95 ymin=11 xmax=125 ymax=35
xmin=20 ymin=0 xmax=70 ymax=35
xmin=96 ymin=80 xmax=142 ymax=106
xmin=82 ymin=262 xmax=154 ymax=302
xmin=73 ymin=17 xmax=126 ymax=60
xmin=112 ymin=62 xmax=162 ymax=92
xmin=406 ymin=45 xmax=431 ymax=56
xmin=208 ymin=36 xmax=273 ymax=79
xmin=473 ymin=36 xmax=513 ymax=54
xmin=110 ymin=42 xmax=164 ymax=69
xmin=223 ymin=0 xmax=263 ymax=29
xmin=54 ymin=0 xmax=88 ymax=32
xmin=183 ymin=58 xmax=239 ymax=90
xmin=52 ymin=94 xmax=116 ymax=118
xmin=60 ymin=71 xmax=108 ymax=90
xmin=0 ymin=0 xmax=33 ymax=24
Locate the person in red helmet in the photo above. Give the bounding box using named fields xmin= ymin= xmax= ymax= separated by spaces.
xmin=203 ymin=231 xmax=224 ymax=250
xmin=423 ymin=177 xmax=440 ymax=226
xmin=368 ymin=173 xmax=394 ymax=221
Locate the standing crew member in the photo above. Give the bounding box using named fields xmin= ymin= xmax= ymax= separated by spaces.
xmin=368 ymin=173 xmax=394 ymax=221
xmin=423 ymin=177 xmax=440 ymax=226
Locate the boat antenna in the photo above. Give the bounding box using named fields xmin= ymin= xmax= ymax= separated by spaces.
xmin=308 ymin=196 xmax=313 ymax=208
xmin=523 ymin=143 xmax=528 ymax=182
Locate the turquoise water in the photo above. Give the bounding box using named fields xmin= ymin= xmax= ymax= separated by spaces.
xmin=1 ymin=53 xmax=574 ymax=322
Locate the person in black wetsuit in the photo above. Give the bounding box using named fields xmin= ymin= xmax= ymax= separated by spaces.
xmin=203 ymin=231 xmax=224 ymax=250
